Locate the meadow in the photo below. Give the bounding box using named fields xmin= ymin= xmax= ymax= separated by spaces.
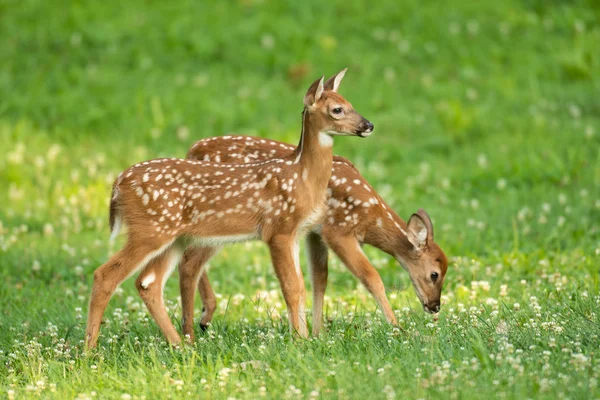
xmin=1 ymin=0 xmax=599 ymax=398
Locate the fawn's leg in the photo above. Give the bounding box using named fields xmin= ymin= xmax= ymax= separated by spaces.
xmin=85 ymin=238 xmax=174 ymax=348
xmin=325 ymin=234 xmax=397 ymax=325
xmin=268 ymin=234 xmax=308 ymax=338
xmin=135 ymin=245 xmax=183 ymax=345
xmin=179 ymin=246 xmax=219 ymax=342
xmin=197 ymin=269 xmax=217 ymax=330
xmin=306 ymin=232 xmax=329 ymax=335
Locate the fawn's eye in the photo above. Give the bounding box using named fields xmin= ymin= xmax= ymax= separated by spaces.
xmin=431 ymin=272 xmax=439 ymax=282
xmin=332 ymin=107 xmax=343 ymax=114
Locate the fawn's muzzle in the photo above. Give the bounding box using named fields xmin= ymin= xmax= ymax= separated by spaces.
xmin=424 ymin=300 xmax=441 ymax=314
xmin=356 ymin=120 xmax=374 ymax=137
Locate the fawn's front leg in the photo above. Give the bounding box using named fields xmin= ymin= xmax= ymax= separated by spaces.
xmin=306 ymin=232 xmax=329 ymax=335
xmin=268 ymin=234 xmax=308 ymax=338
xmin=325 ymin=234 xmax=397 ymax=325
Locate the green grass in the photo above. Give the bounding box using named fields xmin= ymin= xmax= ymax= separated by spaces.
xmin=1 ymin=0 xmax=600 ymax=398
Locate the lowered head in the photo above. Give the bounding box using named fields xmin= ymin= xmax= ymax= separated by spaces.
xmin=395 ymin=209 xmax=448 ymax=314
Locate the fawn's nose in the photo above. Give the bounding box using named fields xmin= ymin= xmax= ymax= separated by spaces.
xmin=424 ymin=300 xmax=441 ymax=314
xmin=358 ymin=120 xmax=374 ymax=137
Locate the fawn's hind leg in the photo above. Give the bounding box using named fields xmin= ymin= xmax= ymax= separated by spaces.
xmin=306 ymin=232 xmax=329 ymax=335
xmin=85 ymin=237 xmax=174 ymax=348
xmin=197 ymin=268 xmax=217 ymax=330
xmin=136 ymin=244 xmax=184 ymax=345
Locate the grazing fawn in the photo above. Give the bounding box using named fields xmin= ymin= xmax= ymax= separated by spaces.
xmin=85 ymin=69 xmax=374 ymax=348
xmin=179 ymin=136 xmax=448 ymax=337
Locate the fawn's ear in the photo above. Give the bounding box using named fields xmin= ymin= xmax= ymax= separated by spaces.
xmin=323 ymin=68 xmax=348 ymax=92
xmin=417 ymin=208 xmax=434 ymax=241
xmin=304 ymin=76 xmax=325 ymax=107
xmin=407 ymin=209 xmax=433 ymax=249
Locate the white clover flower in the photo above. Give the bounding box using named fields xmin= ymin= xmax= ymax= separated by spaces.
xmin=258 ymin=33 xmax=276 ymax=50
xmin=500 ymin=284 xmax=508 ymax=297
xmin=467 ymin=20 xmax=480 ymax=35
xmin=8 ymin=184 xmax=24 ymax=201
xmin=384 ymin=67 xmax=396 ymax=82
xmin=499 ymin=22 xmax=511 ymax=36
xmin=448 ymin=22 xmax=461 ymax=35
xmin=383 ymin=385 xmax=396 ymax=399
xmin=476 ymin=154 xmax=487 ymax=168
xmin=585 ymin=125 xmax=595 ymax=138
xmin=397 ymin=39 xmax=411 ymax=54
xmin=568 ymin=104 xmax=581 ymax=119
xmin=176 ymin=126 xmax=190 ymax=141
xmin=34 ymin=156 xmax=46 ymax=168
xmin=43 ymin=223 xmax=54 ymax=237
xmin=466 ymin=88 xmax=478 ymax=101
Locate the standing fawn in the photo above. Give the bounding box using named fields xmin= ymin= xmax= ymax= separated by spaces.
xmin=85 ymin=69 xmax=374 ymax=348
xmin=179 ymin=136 xmax=448 ymax=338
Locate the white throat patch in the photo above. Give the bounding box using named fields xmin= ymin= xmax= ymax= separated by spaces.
xmin=319 ymin=132 xmax=333 ymax=147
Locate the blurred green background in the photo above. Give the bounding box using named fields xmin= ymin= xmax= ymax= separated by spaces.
xmin=1 ymin=0 xmax=599 ymax=256
xmin=1 ymin=0 xmax=599 ymax=398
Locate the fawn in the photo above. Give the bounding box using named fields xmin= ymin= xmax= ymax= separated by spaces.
xmin=178 ymin=136 xmax=448 ymax=338
xmin=85 ymin=69 xmax=374 ymax=347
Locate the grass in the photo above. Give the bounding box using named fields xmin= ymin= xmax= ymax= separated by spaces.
xmin=1 ymin=0 xmax=600 ymax=398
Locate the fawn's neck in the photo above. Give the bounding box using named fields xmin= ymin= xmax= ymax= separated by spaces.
xmin=292 ymin=109 xmax=334 ymax=199
xmin=364 ymin=203 xmax=412 ymax=261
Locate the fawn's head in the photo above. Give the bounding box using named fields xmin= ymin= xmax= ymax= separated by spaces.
xmin=398 ymin=209 xmax=448 ymax=314
xmin=303 ymin=69 xmax=374 ymax=142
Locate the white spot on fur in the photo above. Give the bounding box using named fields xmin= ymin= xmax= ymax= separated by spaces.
xmin=141 ymin=272 xmax=156 ymax=289
xmin=110 ymin=216 xmax=122 ymax=241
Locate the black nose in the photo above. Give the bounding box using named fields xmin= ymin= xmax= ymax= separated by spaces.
xmin=430 ymin=301 xmax=440 ymax=313
xmin=356 ymin=120 xmax=374 ymax=137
